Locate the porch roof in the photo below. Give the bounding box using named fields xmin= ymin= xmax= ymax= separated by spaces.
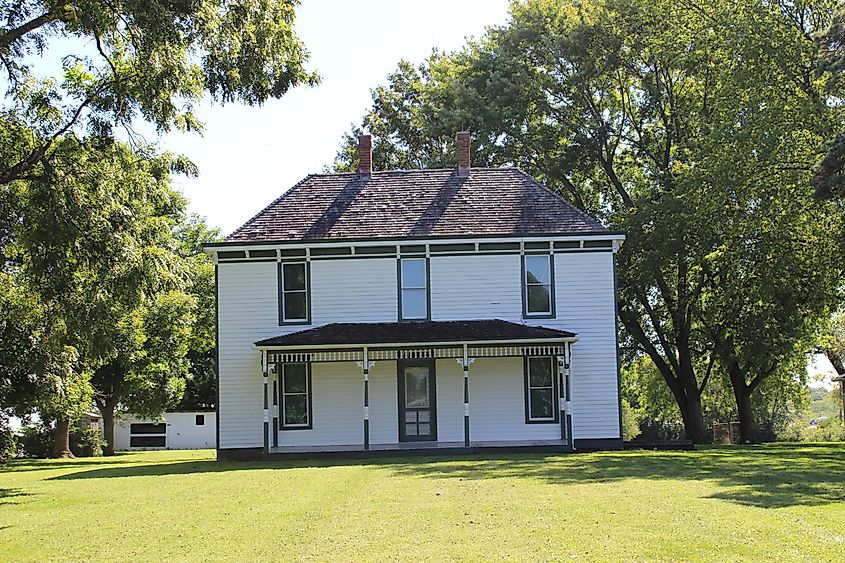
xmin=254 ymin=319 xmax=576 ymax=349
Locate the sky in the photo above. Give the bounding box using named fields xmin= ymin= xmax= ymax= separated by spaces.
xmin=157 ymin=0 xmax=511 ymax=235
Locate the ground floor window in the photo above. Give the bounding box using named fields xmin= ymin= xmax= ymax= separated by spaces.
xmin=281 ymin=362 xmax=312 ymax=429
xmin=524 ymin=356 xmax=558 ymax=423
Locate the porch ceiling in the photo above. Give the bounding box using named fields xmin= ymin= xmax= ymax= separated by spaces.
xmin=254 ymin=319 xmax=576 ymax=349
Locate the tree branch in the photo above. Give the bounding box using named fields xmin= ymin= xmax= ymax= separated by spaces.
xmin=698 ymin=353 xmax=715 ymax=395
xmin=0 ymin=11 xmax=61 ymax=51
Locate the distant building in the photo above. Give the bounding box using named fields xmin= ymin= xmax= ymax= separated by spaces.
xmin=113 ymin=412 xmax=216 ymax=450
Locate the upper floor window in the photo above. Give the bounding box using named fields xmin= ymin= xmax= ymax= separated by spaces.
xmin=279 ymin=262 xmax=310 ymax=324
xmin=400 ymin=258 xmax=428 ymax=320
xmin=523 ymin=254 xmax=554 ymax=317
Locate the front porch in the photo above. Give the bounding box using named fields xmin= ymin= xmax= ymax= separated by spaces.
xmin=264 ymin=439 xmax=570 ymax=460
xmin=250 ymin=319 xmax=579 ymax=459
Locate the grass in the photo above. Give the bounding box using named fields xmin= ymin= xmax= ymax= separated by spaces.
xmin=1 ymin=444 xmax=844 ymax=561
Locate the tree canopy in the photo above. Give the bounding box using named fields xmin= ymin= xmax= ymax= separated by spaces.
xmin=1 ymin=0 xmax=311 ymax=456
xmin=335 ymin=0 xmax=845 ymax=442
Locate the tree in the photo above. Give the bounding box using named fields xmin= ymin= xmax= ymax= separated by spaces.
xmin=821 ymin=312 xmax=845 ymax=377
xmin=174 ymin=215 xmax=220 ymax=413
xmin=1 ymin=0 xmax=318 ymax=185
xmin=814 ymin=1 xmax=845 ymax=200
xmin=334 ymin=0 xmax=844 ymax=443
xmin=93 ymin=291 xmax=195 ymax=455
xmin=1 ymin=136 xmax=195 ymax=456
xmin=2 ymin=0 xmax=314 ymax=455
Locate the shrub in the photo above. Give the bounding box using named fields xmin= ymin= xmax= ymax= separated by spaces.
xmin=0 ymin=410 xmax=19 ymax=462
xmin=19 ymin=424 xmax=52 ymax=458
xmin=621 ymin=399 xmax=641 ymax=441
xmin=70 ymin=426 xmax=104 ymax=457
xmin=803 ymin=418 xmax=845 ymax=442
xmin=0 ymin=428 xmax=18 ymax=462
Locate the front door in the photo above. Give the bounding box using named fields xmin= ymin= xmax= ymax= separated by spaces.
xmin=398 ymin=360 xmax=437 ymax=442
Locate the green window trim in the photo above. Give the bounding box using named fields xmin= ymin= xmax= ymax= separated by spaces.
xmin=524 ymin=356 xmax=559 ymax=424
xmin=521 ymin=253 xmax=556 ymax=319
xmin=278 ymin=261 xmax=311 ymax=325
xmin=280 ymin=362 xmax=312 ymax=430
xmin=398 ymin=257 xmax=430 ymax=321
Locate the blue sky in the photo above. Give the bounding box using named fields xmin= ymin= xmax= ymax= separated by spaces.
xmin=158 ymin=0 xmax=511 ymax=235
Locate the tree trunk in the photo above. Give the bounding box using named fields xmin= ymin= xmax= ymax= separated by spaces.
xmin=681 ymin=391 xmax=709 ymax=443
xmin=619 ymin=306 xmax=710 ymax=443
xmin=51 ymin=418 xmax=74 ymax=458
xmin=734 ymin=386 xmax=755 ymax=443
xmin=99 ymin=400 xmax=117 ymax=456
xmin=727 ymin=361 xmax=756 ymax=443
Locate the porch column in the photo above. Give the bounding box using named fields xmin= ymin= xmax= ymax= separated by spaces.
xmin=459 ymin=344 xmax=475 ymax=447
xmin=564 ymin=342 xmax=574 ymax=451
xmin=262 ymin=350 xmax=269 ymax=454
xmin=357 ymin=347 xmax=375 ymax=451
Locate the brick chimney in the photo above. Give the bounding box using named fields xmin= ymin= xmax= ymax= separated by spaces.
xmin=358 ymin=134 xmax=372 ymax=176
xmin=456 ymin=131 xmax=471 ymax=177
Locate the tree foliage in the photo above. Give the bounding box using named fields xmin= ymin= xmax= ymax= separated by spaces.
xmin=1 ymin=0 xmax=310 ymax=455
xmin=1 ymin=0 xmax=318 ymax=185
xmin=335 ymin=0 xmax=845 ymax=442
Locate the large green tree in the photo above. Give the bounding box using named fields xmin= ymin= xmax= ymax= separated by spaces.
xmin=3 ymin=135 xmax=197 ymax=456
xmin=335 ymin=0 xmax=844 ymax=442
xmin=2 ymin=0 xmax=314 ymax=455
xmin=1 ymin=0 xmax=318 ymax=185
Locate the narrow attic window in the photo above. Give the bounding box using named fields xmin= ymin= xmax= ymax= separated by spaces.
xmin=279 ymin=262 xmax=310 ymax=324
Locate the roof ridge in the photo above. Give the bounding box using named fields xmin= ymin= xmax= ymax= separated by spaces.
xmin=226 ymin=174 xmax=316 ymax=239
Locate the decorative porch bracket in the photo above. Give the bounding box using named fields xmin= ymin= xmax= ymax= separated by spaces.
xmin=356 ymin=347 xmax=376 ymax=451
xmin=456 ymin=344 xmax=475 ymax=447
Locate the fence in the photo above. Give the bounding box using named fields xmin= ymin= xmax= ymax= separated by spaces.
xmin=712 ymin=422 xmax=741 ymax=444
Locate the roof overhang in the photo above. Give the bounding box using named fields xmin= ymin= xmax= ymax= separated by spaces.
xmin=254 ymin=320 xmax=578 ymax=351
xmin=256 ymin=336 xmax=579 ymax=352
xmin=204 ymin=231 xmax=626 ymax=253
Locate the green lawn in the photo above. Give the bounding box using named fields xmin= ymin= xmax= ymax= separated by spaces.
xmin=1 ymin=445 xmax=844 ymax=561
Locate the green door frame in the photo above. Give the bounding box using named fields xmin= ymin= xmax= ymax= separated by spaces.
xmin=397 ymin=358 xmax=437 ymax=442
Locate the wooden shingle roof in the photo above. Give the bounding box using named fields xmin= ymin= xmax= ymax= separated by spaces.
xmin=226 ymin=167 xmax=607 ymax=242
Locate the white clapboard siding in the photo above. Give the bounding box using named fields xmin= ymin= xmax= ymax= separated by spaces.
xmin=279 ymin=362 xmax=363 ymax=447
xmin=217 ymin=250 xmax=621 ymax=450
xmin=429 ymin=252 xmax=619 ymax=440
xmin=310 ymin=258 xmax=398 ymax=324
xmin=467 ymin=357 xmax=561 ymax=441
xmin=430 ymin=254 xmax=522 ymax=321
xmin=435 ymin=359 xmax=464 ymax=442
xmin=368 ymin=361 xmax=399 ymax=445
xmin=554 ymin=252 xmax=620 ymax=440
xmin=217 ymin=262 xmax=279 ymax=449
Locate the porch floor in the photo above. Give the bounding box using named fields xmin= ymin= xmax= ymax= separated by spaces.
xmin=265 ymin=439 xmax=570 ymax=460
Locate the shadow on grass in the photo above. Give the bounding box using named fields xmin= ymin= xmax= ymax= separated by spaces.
xmin=0 ymin=488 xmax=32 ymax=506
xmin=43 ymin=443 xmax=845 ymax=509
xmin=4 ymin=452 xmax=143 ymax=473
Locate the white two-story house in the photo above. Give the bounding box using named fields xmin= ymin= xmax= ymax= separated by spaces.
xmin=205 ymin=132 xmax=625 ymax=459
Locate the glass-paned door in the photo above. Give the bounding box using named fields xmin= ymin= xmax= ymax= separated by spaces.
xmin=398 ymin=360 xmax=437 ymax=442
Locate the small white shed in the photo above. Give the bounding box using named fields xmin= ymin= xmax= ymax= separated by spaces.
xmin=114 ymin=412 xmax=216 ymax=450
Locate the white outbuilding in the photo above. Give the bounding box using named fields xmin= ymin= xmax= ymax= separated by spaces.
xmin=113 ymin=412 xmax=216 ymax=450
